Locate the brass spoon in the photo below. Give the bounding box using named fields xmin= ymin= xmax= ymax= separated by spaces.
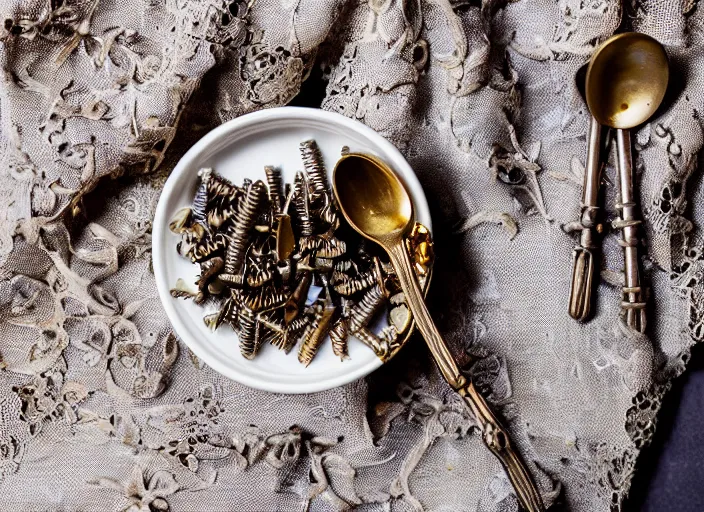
xmin=333 ymin=152 xmax=544 ymax=512
xmin=568 ymin=64 xmax=607 ymax=322
xmin=585 ymin=32 xmax=669 ymax=332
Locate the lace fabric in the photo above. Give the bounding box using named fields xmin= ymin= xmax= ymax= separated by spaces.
xmin=0 ymin=0 xmax=703 ymax=510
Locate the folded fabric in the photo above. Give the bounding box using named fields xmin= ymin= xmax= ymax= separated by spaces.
xmin=0 ymin=1 xmax=702 ymax=510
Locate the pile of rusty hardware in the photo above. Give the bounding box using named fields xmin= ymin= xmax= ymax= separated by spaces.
xmin=169 ymin=140 xmax=433 ymax=366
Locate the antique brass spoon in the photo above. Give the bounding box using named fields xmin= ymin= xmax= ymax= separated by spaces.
xmin=333 ymin=152 xmax=544 ymax=512
xmin=586 ymin=32 xmax=669 ymax=332
xmin=568 ymin=64 xmax=607 ymax=322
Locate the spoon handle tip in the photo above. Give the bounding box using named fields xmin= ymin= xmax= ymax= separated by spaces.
xmin=569 ymin=246 xmax=595 ymax=321
xmin=458 ymin=381 xmax=545 ymax=512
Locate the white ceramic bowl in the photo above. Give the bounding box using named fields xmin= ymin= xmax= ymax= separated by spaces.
xmin=153 ymin=107 xmax=431 ymax=393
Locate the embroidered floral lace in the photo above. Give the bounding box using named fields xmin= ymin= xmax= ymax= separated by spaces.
xmin=0 ymin=1 xmax=702 ymax=510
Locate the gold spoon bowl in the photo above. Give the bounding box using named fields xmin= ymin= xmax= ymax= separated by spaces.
xmin=586 ymin=32 xmax=669 ymax=129
xmin=333 ymin=153 xmax=413 ymax=241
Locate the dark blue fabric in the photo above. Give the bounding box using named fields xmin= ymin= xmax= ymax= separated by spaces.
xmin=626 ymin=346 xmax=704 ymax=512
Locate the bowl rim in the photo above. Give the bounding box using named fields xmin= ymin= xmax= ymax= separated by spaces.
xmin=152 ymin=106 xmax=431 ymax=393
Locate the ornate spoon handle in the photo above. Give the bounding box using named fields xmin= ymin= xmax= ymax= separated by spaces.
xmin=387 ymin=242 xmax=545 ymax=512
xmin=458 ymin=381 xmax=545 ymax=512
xmin=387 ymin=242 xmax=463 ymax=387
xmin=615 ymin=129 xmax=647 ymax=332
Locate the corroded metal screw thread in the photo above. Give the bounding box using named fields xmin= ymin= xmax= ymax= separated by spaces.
xmin=348 ymin=284 xmax=385 ymax=333
xmin=333 ymin=259 xmax=353 ymax=273
xmin=216 ymin=292 xmax=242 ymax=330
xmin=318 ymin=199 xmax=338 ymax=226
xmin=329 ymin=317 xmax=349 ymax=360
xmin=243 ymin=284 xmax=287 ymax=312
xmin=192 ymin=170 xmax=211 ymax=227
xmin=246 ymin=258 xmax=275 ymax=288
xmin=298 ymin=303 xmax=336 ymax=367
xmin=299 ymin=139 xmax=329 ymax=196
xmin=316 ymin=236 xmax=346 ymax=259
xmin=257 ymin=311 xmax=285 ymax=334
xmin=206 ymin=173 xmax=246 ymax=228
xmin=191 ymin=232 xmax=227 ymax=262
xmin=206 ymin=171 xmax=242 ymax=202
xmin=286 ymin=314 xmax=310 ymax=334
xmin=276 ymin=314 xmax=309 ymax=352
xmin=332 ymin=268 xmax=377 ymax=296
xmin=298 ymin=236 xmax=320 ymax=253
xmin=354 ymin=326 xmax=388 ymax=358
xmin=238 ymin=308 xmax=261 ymax=359
xmin=293 ymin=172 xmax=313 ymax=237
xmin=223 ymin=180 xmax=267 ymax=278
xmin=265 ymin=166 xmax=284 ymax=213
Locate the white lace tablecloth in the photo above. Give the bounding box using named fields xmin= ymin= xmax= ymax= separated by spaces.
xmin=1 ymin=1 xmax=702 ymax=510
